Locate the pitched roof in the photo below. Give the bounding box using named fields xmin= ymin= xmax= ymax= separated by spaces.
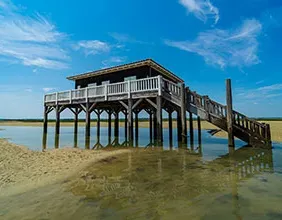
xmin=67 ymin=58 xmax=184 ymax=82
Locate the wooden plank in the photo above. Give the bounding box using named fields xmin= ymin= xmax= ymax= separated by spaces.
xmin=145 ymin=98 xmax=157 ymax=109
xmin=132 ymin=98 xmax=144 ymax=110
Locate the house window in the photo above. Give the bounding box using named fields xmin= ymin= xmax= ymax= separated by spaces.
xmin=88 ymin=83 xmax=97 ymax=87
xmin=124 ymin=76 xmax=137 ymax=81
xmin=102 ymin=80 xmax=110 ymax=85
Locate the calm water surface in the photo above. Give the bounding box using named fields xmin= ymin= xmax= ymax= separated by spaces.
xmin=0 ymin=126 xmax=282 ymax=219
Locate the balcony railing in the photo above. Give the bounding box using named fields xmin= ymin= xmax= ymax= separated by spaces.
xmin=44 ymin=76 xmax=182 ymax=103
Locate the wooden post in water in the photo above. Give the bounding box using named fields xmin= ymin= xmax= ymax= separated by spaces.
xmin=226 ymin=79 xmax=235 ymax=148
xmin=127 ymin=99 xmax=133 ymax=145
xmin=74 ymin=107 xmax=79 ymax=135
xmin=114 ymin=110 xmax=119 ymax=139
xmin=55 ymin=105 xmax=60 ymax=135
xmin=153 ymin=111 xmax=157 ymax=144
xmin=189 ymin=111 xmax=194 ymax=150
xmin=177 ymin=110 xmax=182 ymax=144
xmin=96 ymin=110 xmax=101 ymax=139
xmin=124 ymin=111 xmax=128 ymax=141
xmin=135 ymin=111 xmax=139 ymax=146
xmin=168 ymin=110 xmax=173 ymax=147
xmin=197 ymin=116 xmax=202 ymax=146
xmin=108 ymin=111 xmax=112 ymax=141
xmin=43 ymin=106 xmax=48 ymax=134
xmin=85 ymin=102 xmax=91 ymax=149
xmin=156 ymin=96 xmax=163 ymax=145
xmin=180 ymin=83 xmax=188 ymax=145
xmin=149 ymin=111 xmax=153 ymax=144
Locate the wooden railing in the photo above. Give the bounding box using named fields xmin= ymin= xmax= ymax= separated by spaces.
xmin=187 ymin=89 xmax=271 ymax=142
xmin=44 ymin=76 xmax=182 ymax=103
xmin=232 ymin=110 xmax=270 ymax=140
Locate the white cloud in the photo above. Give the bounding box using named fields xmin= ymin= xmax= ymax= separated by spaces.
xmin=74 ymin=40 xmax=110 ymax=56
xmin=165 ymin=19 xmax=262 ymax=69
xmin=25 ymin=88 xmax=32 ymax=92
xmin=237 ymin=83 xmax=282 ymax=101
xmin=43 ymin=87 xmax=55 ymax=92
xmin=102 ymin=56 xmax=126 ymax=67
xmin=179 ymin=0 xmax=219 ymax=25
xmin=0 ymin=0 xmax=69 ymax=69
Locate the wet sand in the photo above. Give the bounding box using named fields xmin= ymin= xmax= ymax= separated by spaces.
xmin=0 ymin=139 xmax=129 ymax=197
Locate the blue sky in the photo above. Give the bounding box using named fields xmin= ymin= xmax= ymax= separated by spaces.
xmin=0 ymin=0 xmax=282 ymax=118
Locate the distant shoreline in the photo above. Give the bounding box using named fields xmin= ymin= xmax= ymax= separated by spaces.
xmin=0 ymin=120 xmax=281 ymax=143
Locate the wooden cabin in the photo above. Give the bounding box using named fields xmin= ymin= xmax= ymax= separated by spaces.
xmin=43 ymin=58 xmax=272 ymax=149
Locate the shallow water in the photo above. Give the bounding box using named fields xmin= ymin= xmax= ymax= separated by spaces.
xmin=0 ymin=126 xmax=282 ymax=219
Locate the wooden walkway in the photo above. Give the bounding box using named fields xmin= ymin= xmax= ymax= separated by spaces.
xmin=44 ymin=75 xmax=272 ymax=148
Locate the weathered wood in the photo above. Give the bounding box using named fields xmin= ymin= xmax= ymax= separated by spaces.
xmin=177 ymin=110 xmax=182 ymax=144
xmin=85 ymin=102 xmax=91 ymax=140
xmin=149 ymin=112 xmax=153 ymax=143
xmin=114 ymin=111 xmax=119 ymax=138
xmin=197 ymin=116 xmax=202 ymax=146
xmin=55 ymin=105 xmax=60 ymax=135
xmin=153 ymin=111 xmax=157 ymax=143
xmin=156 ymin=96 xmax=163 ymax=144
xmin=108 ymin=111 xmax=112 ymax=142
xmin=74 ymin=109 xmax=78 ymax=135
xmin=189 ymin=111 xmax=194 ymax=149
xmin=124 ymin=111 xmax=128 ymax=141
xmin=135 ymin=111 xmax=139 ymax=146
xmin=128 ymin=99 xmax=133 ymax=145
xmin=180 ymin=83 xmax=188 ymax=144
xmin=168 ymin=110 xmax=173 ymax=147
xmin=96 ymin=111 xmax=101 ymax=138
xmin=226 ymin=79 xmax=235 ymax=147
xmin=43 ymin=106 xmax=48 ymax=134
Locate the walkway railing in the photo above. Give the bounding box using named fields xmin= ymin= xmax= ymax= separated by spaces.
xmin=187 ymin=89 xmax=271 ymax=143
xmin=44 ymin=76 xmax=182 ymax=103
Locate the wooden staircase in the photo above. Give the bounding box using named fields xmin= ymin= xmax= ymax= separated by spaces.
xmin=186 ymin=89 xmax=272 ymax=147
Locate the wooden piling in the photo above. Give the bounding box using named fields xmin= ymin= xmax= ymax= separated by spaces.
xmin=156 ymin=96 xmax=163 ymax=145
xmin=96 ymin=111 xmax=101 ymax=138
xmin=168 ymin=111 xmax=173 ymax=147
xmin=177 ymin=110 xmax=182 ymax=144
xmin=135 ymin=111 xmax=139 ymax=146
xmin=74 ymin=108 xmax=78 ymax=135
xmin=114 ymin=111 xmax=119 ymax=138
xmin=153 ymin=112 xmax=157 ymax=144
xmin=149 ymin=112 xmax=153 ymax=143
xmin=128 ymin=99 xmax=133 ymax=145
xmin=226 ymin=79 xmax=235 ymax=147
xmin=55 ymin=105 xmax=60 ymax=135
xmin=108 ymin=111 xmax=112 ymax=140
xmin=180 ymin=83 xmax=188 ymax=144
xmin=124 ymin=111 xmax=128 ymax=141
xmin=85 ymin=102 xmax=91 ymax=140
xmin=197 ymin=116 xmax=202 ymax=146
xmin=189 ymin=111 xmax=194 ymax=149
xmin=43 ymin=106 xmax=48 ymax=134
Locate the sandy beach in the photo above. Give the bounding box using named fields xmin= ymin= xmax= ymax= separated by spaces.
xmin=0 ymin=139 xmax=129 ymax=197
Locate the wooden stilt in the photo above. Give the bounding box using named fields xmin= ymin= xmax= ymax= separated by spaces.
xmin=149 ymin=112 xmax=153 ymax=144
xmin=74 ymin=108 xmax=79 ymax=135
xmin=189 ymin=111 xmax=194 ymax=150
xmin=180 ymin=83 xmax=188 ymax=144
xmin=114 ymin=111 xmax=119 ymax=139
xmin=85 ymin=102 xmax=91 ymax=149
xmin=43 ymin=106 xmax=48 ymax=134
xmin=168 ymin=110 xmax=173 ymax=147
xmin=124 ymin=111 xmax=128 ymax=141
xmin=74 ymin=132 xmax=78 ymax=148
xmin=226 ymin=79 xmax=235 ymax=148
xmin=135 ymin=111 xmax=139 ymax=146
xmin=128 ymin=99 xmax=133 ymax=145
xmin=197 ymin=116 xmax=202 ymax=146
xmin=108 ymin=111 xmax=112 ymax=143
xmin=156 ymin=96 xmax=163 ymax=145
xmin=177 ymin=110 xmax=182 ymax=144
xmin=55 ymin=105 xmax=60 ymax=135
xmin=55 ymin=133 xmax=59 ymax=149
xmin=96 ymin=111 xmax=101 ymax=138
xmin=153 ymin=111 xmax=157 ymax=144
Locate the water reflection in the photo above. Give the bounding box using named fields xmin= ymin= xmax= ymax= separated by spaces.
xmin=63 ymin=146 xmax=274 ymax=219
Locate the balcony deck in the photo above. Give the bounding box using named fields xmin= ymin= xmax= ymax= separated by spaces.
xmin=44 ymin=76 xmax=182 ymax=107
